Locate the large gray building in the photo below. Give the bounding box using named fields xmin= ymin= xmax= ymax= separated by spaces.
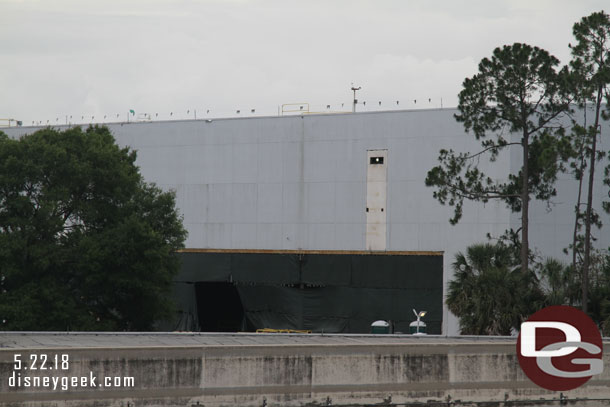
xmin=5 ymin=108 xmax=609 ymax=334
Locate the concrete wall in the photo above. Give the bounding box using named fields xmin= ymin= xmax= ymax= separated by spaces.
xmin=4 ymin=109 xmax=610 ymax=335
xmin=2 ymin=338 xmax=610 ymax=406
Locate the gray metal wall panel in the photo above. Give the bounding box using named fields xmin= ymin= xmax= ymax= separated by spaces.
xmin=6 ymin=108 xmax=609 ymax=335
xmin=257 ymin=183 xmax=283 ymax=223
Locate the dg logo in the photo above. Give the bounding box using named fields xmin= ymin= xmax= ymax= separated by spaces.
xmin=517 ymin=305 xmax=604 ymax=391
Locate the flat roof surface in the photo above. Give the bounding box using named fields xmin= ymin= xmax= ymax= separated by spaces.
xmin=0 ymin=332 xmax=520 ymax=349
xmin=3 ymin=107 xmax=455 ymax=131
xmin=179 ymin=249 xmax=443 ymax=256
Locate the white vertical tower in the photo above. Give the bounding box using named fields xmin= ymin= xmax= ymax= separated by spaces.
xmin=366 ymin=149 xmax=388 ymax=251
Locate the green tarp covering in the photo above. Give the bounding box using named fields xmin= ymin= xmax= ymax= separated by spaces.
xmin=175 ymin=251 xmax=443 ymax=334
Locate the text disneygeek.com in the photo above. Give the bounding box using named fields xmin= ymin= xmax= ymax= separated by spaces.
xmin=8 ymin=353 xmax=135 ymax=391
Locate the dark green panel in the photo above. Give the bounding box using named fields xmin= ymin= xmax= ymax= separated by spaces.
xmin=231 ymin=253 xmax=299 ymax=284
xmin=177 ymin=252 xmax=231 ymax=282
xmin=237 ymin=285 xmax=303 ymax=330
xmin=351 ymin=255 xmax=443 ymax=289
xmin=349 ymin=287 xmax=442 ymax=334
xmin=237 ymin=285 xmax=302 ymax=315
xmin=301 ymin=255 xmax=352 ymax=286
xmin=302 ymin=286 xmax=352 ymax=319
xmin=235 ymin=284 xmax=442 ymax=334
xmin=156 ymin=282 xmax=199 ymax=331
xmin=174 ymin=252 xmax=443 ymax=334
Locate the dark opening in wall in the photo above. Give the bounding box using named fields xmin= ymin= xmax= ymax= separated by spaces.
xmin=370 ymin=156 xmax=384 ymax=164
xmin=195 ymin=282 xmax=245 ymax=332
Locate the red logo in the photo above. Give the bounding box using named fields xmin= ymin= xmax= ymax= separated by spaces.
xmin=517 ymin=305 xmax=603 ymax=391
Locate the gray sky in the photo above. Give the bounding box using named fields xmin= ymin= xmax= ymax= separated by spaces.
xmin=1 ymin=0 xmax=608 ymax=125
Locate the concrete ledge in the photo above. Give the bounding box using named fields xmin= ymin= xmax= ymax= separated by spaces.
xmin=1 ymin=334 xmax=610 ymax=406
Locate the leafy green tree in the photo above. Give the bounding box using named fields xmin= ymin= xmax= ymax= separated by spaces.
xmin=446 ymin=242 xmax=543 ymax=335
xmin=426 ymin=43 xmax=572 ymax=275
xmin=0 ymin=126 xmax=187 ymax=330
xmin=568 ymin=10 xmax=610 ymax=312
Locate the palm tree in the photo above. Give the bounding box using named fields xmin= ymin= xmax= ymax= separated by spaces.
xmin=537 ymin=258 xmax=580 ymax=307
xmin=447 ymin=243 xmax=543 ymax=335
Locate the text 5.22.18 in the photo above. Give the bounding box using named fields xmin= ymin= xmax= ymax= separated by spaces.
xmin=13 ymin=354 xmax=69 ymax=371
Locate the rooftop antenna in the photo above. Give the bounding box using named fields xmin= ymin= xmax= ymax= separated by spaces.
xmin=351 ymin=84 xmax=361 ymax=113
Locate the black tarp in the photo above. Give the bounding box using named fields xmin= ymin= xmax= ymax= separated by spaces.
xmin=175 ymin=251 xmax=443 ymax=334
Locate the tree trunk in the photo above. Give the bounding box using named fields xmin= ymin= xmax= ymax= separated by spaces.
xmin=582 ymin=85 xmax=603 ymax=313
xmin=572 ymin=107 xmax=587 ymax=271
xmin=521 ymin=130 xmax=529 ymax=275
xmin=572 ymin=170 xmax=584 ymax=269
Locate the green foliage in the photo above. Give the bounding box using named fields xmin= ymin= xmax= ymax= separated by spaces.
xmin=457 ymin=43 xmax=569 ymax=140
xmin=440 ymin=11 xmax=610 ymax=334
xmin=568 ymin=9 xmax=610 ymax=220
xmin=0 ymin=126 xmax=187 ymax=331
xmin=585 ymin=252 xmax=610 ymax=334
xmin=450 ymin=243 xmax=610 ymax=336
xmin=425 ymin=43 xmax=571 ymax=225
xmin=536 ymin=258 xmax=581 ymax=307
xmin=536 ymin=251 xmax=610 ymax=334
xmin=446 ymin=242 xmax=544 ymax=335
xmin=570 ymin=11 xmax=610 ymax=97
xmin=566 ymin=11 xmax=610 ymax=309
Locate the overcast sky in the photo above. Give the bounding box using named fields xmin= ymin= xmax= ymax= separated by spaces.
xmin=1 ymin=0 xmax=608 ymax=125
